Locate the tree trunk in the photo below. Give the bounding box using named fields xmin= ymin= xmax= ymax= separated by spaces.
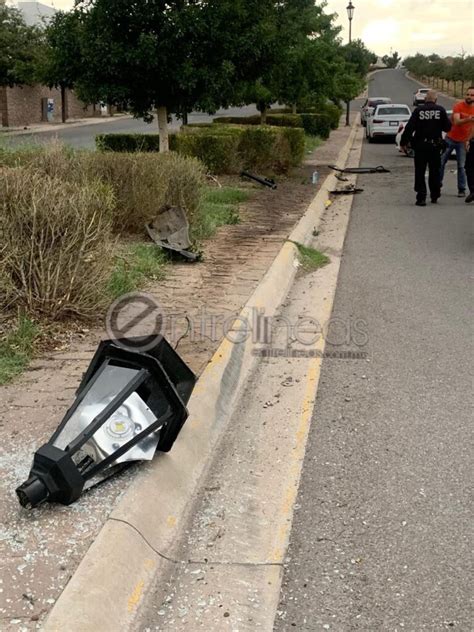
xmin=61 ymin=84 xmax=67 ymax=123
xmin=157 ymin=105 xmax=169 ymax=152
xmin=292 ymin=103 xmax=297 ymax=114
xmin=182 ymin=111 xmax=188 ymax=126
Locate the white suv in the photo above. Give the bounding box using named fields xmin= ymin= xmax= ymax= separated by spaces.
xmin=413 ymin=88 xmax=430 ymax=106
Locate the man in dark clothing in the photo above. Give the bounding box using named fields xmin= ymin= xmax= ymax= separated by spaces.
xmin=401 ymin=90 xmax=452 ymax=206
xmin=465 ymin=134 xmax=474 ymax=203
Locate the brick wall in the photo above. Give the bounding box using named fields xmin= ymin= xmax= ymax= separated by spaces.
xmin=6 ymin=84 xmax=62 ymax=127
xmin=0 ymin=86 xmax=8 ymax=127
xmin=66 ymin=90 xmax=97 ymax=119
xmin=2 ymin=85 xmax=98 ymax=127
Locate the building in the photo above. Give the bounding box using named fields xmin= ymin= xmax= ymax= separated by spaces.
xmin=1 ymin=1 xmax=98 ymax=127
xmin=11 ymin=1 xmax=55 ymax=26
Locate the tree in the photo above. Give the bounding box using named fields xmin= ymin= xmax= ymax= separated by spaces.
xmin=0 ymin=4 xmax=43 ymax=87
xmin=39 ymin=11 xmax=84 ymax=122
xmin=342 ymin=39 xmax=374 ymax=78
xmin=74 ymin=0 xmax=281 ymax=151
xmin=382 ymin=51 xmax=402 ymax=69
xmin=273 ymin=4 xmax=344 ymax=113
xmin=234 ymin=1 xmax=364 ymax=121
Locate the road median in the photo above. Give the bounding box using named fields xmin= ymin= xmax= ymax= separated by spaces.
xmin=43 ymin=119 xmax=361 ymax=632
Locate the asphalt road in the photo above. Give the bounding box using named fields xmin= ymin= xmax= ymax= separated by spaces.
xmin=275 ymin=70 xmax=473 ymax=631
xmin=1 ymin=104 xmax=260 ymax=149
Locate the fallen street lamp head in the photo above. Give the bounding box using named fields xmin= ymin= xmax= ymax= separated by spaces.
xmin=16 ymin=336 xmax=196 ymax=509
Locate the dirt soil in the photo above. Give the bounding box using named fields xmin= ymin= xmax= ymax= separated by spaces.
xmin=0 ymin=122 xmax=352 ymax=630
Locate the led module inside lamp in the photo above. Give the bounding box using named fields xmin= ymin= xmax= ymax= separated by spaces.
xmin=53 ymin=366 xmax=161 ymax=465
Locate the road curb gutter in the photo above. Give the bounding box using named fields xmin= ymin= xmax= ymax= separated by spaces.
xmin=44 ymin=119 xmax=361 ymax=632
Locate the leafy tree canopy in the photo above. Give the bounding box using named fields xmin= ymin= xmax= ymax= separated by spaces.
xmin=0 ymin=4 xmax=44 ymax=87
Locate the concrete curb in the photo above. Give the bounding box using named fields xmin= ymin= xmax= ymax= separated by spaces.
xmin=44 ymin=119 xmax=361 ymax=632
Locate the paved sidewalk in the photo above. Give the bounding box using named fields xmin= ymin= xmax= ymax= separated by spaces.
xmin=0 ymin=114 xmax=131 ymax=136
xmin=0 ymin=119 xmax=354 ymax=630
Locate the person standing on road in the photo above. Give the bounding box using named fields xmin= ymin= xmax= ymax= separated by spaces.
xmin=440 ymin=86 xmax=474 ymax=197
xmin=465 ymin=128 xmax=474 ymax=203
xmin=401 ymin=90 xmax=451 ymax=206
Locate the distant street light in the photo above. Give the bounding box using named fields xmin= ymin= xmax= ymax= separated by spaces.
xmin=346 ymin=1 xmax=355 ymax=126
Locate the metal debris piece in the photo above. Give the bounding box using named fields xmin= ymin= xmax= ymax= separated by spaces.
xmin=329 ymin=185 xmax=364 ymax=195
xmin=335 ymin=173 xmax=349 ymax=182
xmin=328 ymin=164 xmax=390 ymax=174
xmin=240 ymin=171 xmax=277 ymax=189
xmin=146 ymin=205 xmax=199 ymax=261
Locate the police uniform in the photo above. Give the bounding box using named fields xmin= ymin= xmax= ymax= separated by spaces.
xmin=400 ymin=101 xmax=452 ymax=205
xmin=465 ymin=138 xmax=474 ymax=202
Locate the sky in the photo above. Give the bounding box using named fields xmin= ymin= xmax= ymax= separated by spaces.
xmin=12 ymin=0 xmax=474 ymax=59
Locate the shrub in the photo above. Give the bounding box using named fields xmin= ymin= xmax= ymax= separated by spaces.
xmin=279 ymin=127 xmax=306 ymax=166
xmin=176 ymin=124 xmax=304 ymax=174
xmin=238 ymin=127 xmax=278 ymax=171
xmin=174 ymin=131 xmax=242 ymax=174
xmin=92 ymin=124 xmax=304 ymax=176
xmin=0 ymin=167 xmax=115 ymax=319
xmin=212 ymin=112 xmax=331 ymax=138
xmin=266 ymin=114 xmax=302 ymax=128
xmin=212 ymin=116 xmax=261 ymax=125
xmin=0 ymin=143 xmax=206 ymax=234
xmin=96 ymin=133 xmax=163 ymax=152
xmin=300 ymin=113 xmax=331 ymax=139
xmin=321 ymin=103 xmax=343 ymax=130
xmin=83 ymin=151 xmax=205 ymax=231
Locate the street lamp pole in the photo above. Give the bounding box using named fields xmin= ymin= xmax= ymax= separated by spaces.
xmin=345 ymin=1 xmax=355 ymax=126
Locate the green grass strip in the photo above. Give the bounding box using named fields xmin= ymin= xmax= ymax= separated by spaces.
xmin=0 ymin=317 xmax=39 ymax=385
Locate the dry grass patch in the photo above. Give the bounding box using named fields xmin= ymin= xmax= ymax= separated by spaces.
xmin=0 ymin=167 xmax=116 ymax=319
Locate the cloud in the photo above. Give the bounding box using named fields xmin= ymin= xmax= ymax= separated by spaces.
xmin=326 ymin=0 xmax=473 ymax=56
xmin=10 ymin=0 xmax=474 ymax=57
xmin=362 ymin=19 xmax=401 ymax=47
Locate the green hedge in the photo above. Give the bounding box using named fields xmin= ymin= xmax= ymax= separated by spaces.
xmin=96 ymin=125 xmax=305 ymax=174
xmin=96 ymin=133 xmax=177 ymax=152
xmin=180 ymin=125 xmax=304 ymax=174
xmin=322 ymin=103 xmax=343 ymax=130
xmin=214 ymin=102 xmax=343 ymax=129
xmin=213 ymin=113 xmax=331 ymax=139
xmin=174 ymin=132 xmax=242 ymax=174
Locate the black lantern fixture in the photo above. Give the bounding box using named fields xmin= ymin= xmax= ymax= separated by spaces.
xmin=345 ymin=1 xmax=355 ymax=126
xmin=16 ymin=337 xmax=196 ymax=509
xmin=347 ymin=1 xmax=355 ymax=24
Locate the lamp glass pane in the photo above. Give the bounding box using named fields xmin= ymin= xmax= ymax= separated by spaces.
xmin=53 ymin=365 xmax=160 ymax=465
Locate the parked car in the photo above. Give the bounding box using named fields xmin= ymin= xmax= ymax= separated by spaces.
xmin=413 ymin=88 xmax=430 ymax=106
xmin=366 ymin=103 xmax=412 ymax=142
xmin=361 ymin=97 xmax=392 ymax=126
xmin=395 ymin=110 xmax=453 ymax=157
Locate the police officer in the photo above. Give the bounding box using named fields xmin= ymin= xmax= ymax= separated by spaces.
xmin=401 ymin=90 xmax=451 ymax=206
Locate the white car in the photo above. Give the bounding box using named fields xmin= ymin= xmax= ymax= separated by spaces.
xmin=396 ymin=110 xmax=453 ymax=157
xmin=361 ymin=97 xmax=392 ymax=127
xmin=366 ymin=103 xmax=412 ymax=142
xmin=413 ymin=88 xmax=430 ymax=106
